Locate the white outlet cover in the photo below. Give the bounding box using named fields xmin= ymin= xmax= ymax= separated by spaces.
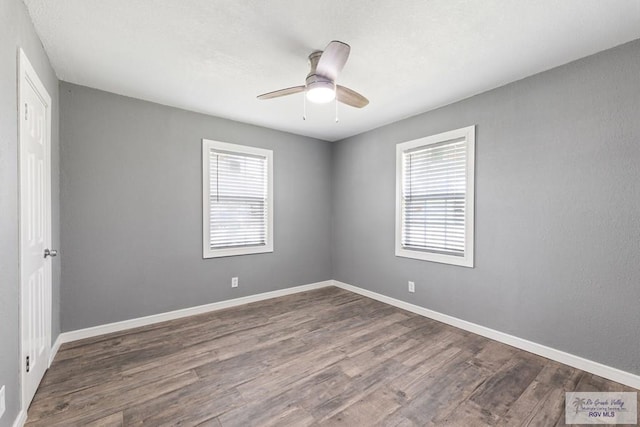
xmin=0 ymin=385 xmax=5 ymax=419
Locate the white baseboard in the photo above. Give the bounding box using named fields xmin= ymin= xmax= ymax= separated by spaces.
xmin=56 ymin=281 xmax=333 ymax=346
xmin=332 ymin=280 xmax=640 ymax=390
xmin=12 ymin=409 xmax=27 ymax=427
xmin=49 ymin=335 xmax=62 ymax=367
xmin=51 ymin=278 xmax=639 ymax=390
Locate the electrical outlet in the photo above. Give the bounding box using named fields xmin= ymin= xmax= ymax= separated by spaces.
xmin=0 ymin=385 xmax=5 ymax=419
xmin=408 ymin=281 xmax=415 ymax=293
xmin=231 ymin=277 xmax=238 ymax=288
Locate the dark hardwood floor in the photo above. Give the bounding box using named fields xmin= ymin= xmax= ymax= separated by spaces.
xmin=26 ymin=287 xmax=638 ymax=426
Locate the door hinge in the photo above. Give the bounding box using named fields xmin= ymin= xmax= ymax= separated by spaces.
xmin=26 ymin=355 xmax=30 ymax=373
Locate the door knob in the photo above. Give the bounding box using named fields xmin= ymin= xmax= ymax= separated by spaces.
xmin=44 ymin=249 xmax=58 ymax=258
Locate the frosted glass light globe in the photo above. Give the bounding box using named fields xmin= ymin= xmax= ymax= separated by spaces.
xmin=306 ymin=82 xmax=335 ymax=104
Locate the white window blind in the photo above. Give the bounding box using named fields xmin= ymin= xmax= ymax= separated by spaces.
xmin=402 ymin=138 xmax=467 ymax=256
xmin=396 ymin=126 xmax=475 ymax=267
xmin=203 ymin=140 xmax=273 ymax=258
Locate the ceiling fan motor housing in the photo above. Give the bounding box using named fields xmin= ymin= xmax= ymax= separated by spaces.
xmin=305 ymin=51 xmax=336 ymax=103
xmin=305 ymin=74 xmax=334 ymax=88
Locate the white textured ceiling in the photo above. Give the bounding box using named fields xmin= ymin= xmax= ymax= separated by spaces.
xmin=23 ymin=0 xmax=640 ymax=141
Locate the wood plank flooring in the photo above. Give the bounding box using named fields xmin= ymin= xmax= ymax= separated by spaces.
xmin=26 ymin=287 xmax=639 ymax=426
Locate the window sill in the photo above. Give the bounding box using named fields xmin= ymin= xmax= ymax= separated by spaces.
xmin=204 ymin=244 xmax=274 ymax=259
xmin=395 ymin=247 xmax=474 ymax=268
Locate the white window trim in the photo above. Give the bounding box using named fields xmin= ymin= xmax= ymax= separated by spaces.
xmin=202 ymin=139 xmax=274 ymax=258
xmin=395 ymin=126 xmax=475 ymax=268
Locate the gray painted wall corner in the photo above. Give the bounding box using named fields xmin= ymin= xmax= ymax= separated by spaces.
xmin=331 ymin=39 xmax=640 ymax=376
xmin=59 ymin=83 xmax=333 ymax=332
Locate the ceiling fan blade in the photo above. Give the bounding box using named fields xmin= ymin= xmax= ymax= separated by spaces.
xmin=316 ymin=41 xmax=350 ymax=80
xmin=336 ymin=85 xmax=369 ymax=108
xmin=257 ymin=86 xmax=305 ymax=100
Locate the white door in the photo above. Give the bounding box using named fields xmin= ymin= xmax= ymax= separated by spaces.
xmin=19 ymin=49 xmax=53 ymax=410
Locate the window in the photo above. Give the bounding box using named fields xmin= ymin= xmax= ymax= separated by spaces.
xmin=396 ymin=126 xmax=475 ymax=267
xmin=202 ymin=139 xmax=273 ymax=258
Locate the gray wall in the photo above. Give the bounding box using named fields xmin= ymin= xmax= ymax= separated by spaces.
xmin=0 ymin=0 xmax=60 ymax=425
xmin=332 ymin=39 xmax=640 ymax=375
xmin=59 ymin=83 xmax=332 ymax=331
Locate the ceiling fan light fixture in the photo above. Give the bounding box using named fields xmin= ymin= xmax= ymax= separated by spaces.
xmin=257 ymin=41 xmax=368 ymax=109
xmin=306 ymin=81 xmax=335 ymax=104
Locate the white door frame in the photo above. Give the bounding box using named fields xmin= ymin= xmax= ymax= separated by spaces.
xmin=18 ymin=48 xmax=53 ymax=413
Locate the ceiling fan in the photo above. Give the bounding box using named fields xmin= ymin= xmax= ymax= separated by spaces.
xmin=257 ymin=41 xmax=369 ymax=110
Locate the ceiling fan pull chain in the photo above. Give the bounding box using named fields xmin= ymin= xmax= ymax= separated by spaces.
xmin=303 ymin=94 xmax=306 ymax=120
xmin=335 ymin=95 xmax=339 ymax=123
